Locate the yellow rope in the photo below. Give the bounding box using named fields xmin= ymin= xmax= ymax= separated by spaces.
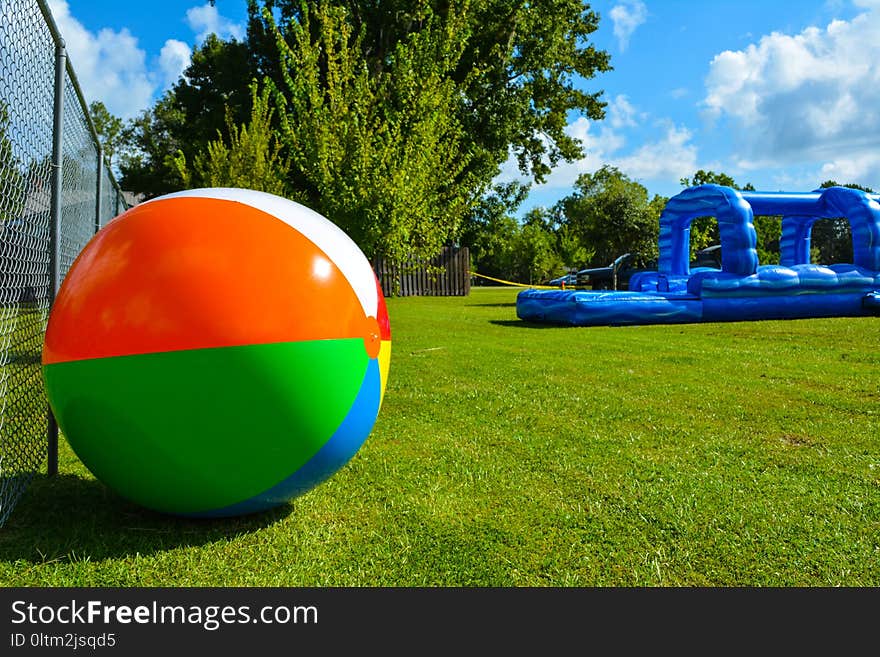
xmin=468 ymin=271 xmax=561 ymax=290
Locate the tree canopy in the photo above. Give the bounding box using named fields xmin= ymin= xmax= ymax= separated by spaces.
xmin=117 ymin=0 xmax=611 ymax=271
xmin=679 ymin=169 xmax=754 ymax=191
xmin=559 ymin=165 xmax=664 ymax=268
xmin=245 ymin=0 xmax=611 ymax=184
xmin=88 ymin=101 xmax=124 ymax=168
xmin=459 ymin=181 xmax=527 ymax=281
xmin=264 ymin=2 xmax=477 ymax=264
xmin=122 ymin=0 xmax=612 ymax=192
xmin=172 ymin=82 xmax=292 ymax=196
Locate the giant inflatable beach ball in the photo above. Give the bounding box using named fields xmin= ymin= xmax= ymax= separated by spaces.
xmin=42 ymin=188 xmax=391 ymax=517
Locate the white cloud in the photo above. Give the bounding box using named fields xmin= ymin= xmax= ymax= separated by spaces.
xmin=608 ymin=95 xmax=640 ymax=128
xmin=494 ymin=95 xmax=699 ymax=195
xmin=159 ymin=40 xmax=192 ymax=89
xmin=47 ymin=0 xmax=154 ymax=119
xmin=818 ymin=152 xmax=880 ymax=185
xmin=44 ymin=1 xmax=245 ymax=121
xmin=186 ymin=4 xmax=245 ymax=42
xmin=702 ymin=4 xmax=880 ymax=186
xmin=613 ymin=121 xmax=698 ymax=181
xmin=492 ymin=118 xmax=610 ymax=192
xmin=534 ymin=118 xmax=619 ymax=189
xmin=609 ymin=0 xmax=648 ymax=52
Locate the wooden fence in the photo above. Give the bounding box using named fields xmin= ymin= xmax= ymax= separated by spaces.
xmin=373 ymin=246 xmax=470 ymax=297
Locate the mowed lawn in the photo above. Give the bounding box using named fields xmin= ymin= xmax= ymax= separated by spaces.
xmin=1 ymin=286 xmax=878 ymax=586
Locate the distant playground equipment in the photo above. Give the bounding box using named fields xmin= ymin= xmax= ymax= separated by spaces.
xmin=517 ymin=184 xmax=880 ymax=326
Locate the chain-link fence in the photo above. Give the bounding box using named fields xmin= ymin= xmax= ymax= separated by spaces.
xmin=0 ymin=0 xmax=129 ymax=527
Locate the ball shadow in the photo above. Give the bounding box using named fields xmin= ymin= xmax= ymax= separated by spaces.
xmin=0 ymin=473 xmax=295 ymax=564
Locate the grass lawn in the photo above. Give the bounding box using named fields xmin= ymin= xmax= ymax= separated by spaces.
xmin=0 ymin=286 xmax=878 ymax=586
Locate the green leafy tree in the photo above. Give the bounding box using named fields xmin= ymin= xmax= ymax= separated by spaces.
xmin=459 ymin=181 xmax=530 ymax=280
xmin=268 ymin=1 xmax=479 ymax=267
xmin=458 ymin=182 xmax=570 ymax=283
xmin=88 ymin=101 xmax=124 ymax=168
xmin=118 ymin=95 xmax=188 ymax=198
xmin=251 ymin=0 xmax=611 ymax=185
xmin=119 ymin=34 xmax=254 ymax=198
xmin=560 ymin=165 xmax=662 ymax=268
xmin=523 ymin=203 xmax=593 ymax=272
xmin=679 ymin=169 xmax=755 ymax=190
xmin=172 ymin=82 xmax=293 ymax=196
xmin=752 ymin=214 xmax=782 ymax=265
xmin=818 ymin=180 xmax=874 ymax=194
xmin=553 ymin=219 xmax=592 ymax=273
xmin=504 ymin=215 xmax=565 ymax=284
xmin=173 ymin=34 xmax=254 ymax=147
xmin=122 ymin=0 xmax=611 ymax=201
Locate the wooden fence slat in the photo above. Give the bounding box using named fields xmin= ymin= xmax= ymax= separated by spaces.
xmin=373 ymin=246 xmax=470 ymax=297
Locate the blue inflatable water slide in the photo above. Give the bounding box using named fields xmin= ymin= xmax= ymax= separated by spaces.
xmin=516 ymin=184 xmax=880 ymax=326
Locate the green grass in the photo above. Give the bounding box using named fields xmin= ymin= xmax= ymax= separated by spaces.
xmin=1 ymin=287 xmax=878 ymax=586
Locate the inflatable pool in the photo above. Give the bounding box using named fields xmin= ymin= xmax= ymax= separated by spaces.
xmin=516 ymin=185 xmax=880 ymax=326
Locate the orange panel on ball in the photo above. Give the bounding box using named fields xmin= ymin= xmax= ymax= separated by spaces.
xmin=44 ymin=197 xmax=370 ymax=364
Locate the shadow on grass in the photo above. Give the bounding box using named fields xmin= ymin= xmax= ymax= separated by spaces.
xmin=0 ymin=473 xmax=295 ymax=563
xmin=489 ymin=319 xmax=572 ymax=329
xmin=465 ymin=302 xmax=517 ymax=308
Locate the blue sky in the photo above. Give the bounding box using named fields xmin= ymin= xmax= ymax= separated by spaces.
xmin=49 ymin=0 xmax=880 ymax=213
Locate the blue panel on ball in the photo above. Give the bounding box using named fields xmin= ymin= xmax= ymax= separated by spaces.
xmin=187 ymin=358 xmax=382 ymax=518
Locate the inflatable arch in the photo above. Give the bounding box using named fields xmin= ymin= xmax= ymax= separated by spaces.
xmin=516 ymin=184 xmax=880 ymax=326
xmin=658 ymin=184 xmax=758 ymax=277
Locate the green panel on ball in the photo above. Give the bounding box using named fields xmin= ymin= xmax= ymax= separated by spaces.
xmin=43 ymin=339 xmax=368 ymax=514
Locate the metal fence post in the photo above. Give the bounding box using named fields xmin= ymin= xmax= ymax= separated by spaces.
xmin=95 ymin=146 xmax=103 ymax=233
xmin=47 ymin=38 xmax=66 ymax=478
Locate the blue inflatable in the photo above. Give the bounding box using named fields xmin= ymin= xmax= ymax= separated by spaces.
xmin=517 ymin=185 xmax=880 ymax=326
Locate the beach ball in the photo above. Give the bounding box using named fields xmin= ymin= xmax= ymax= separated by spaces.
xmin=42 ymin=188 xmax=391 ymax=517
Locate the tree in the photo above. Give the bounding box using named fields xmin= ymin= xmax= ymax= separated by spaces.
xmin=560 ymin=166 xmax=663 ymax=268
xmin=818 ymin=180 xmax=874 ymax=194
xmin=172 ymin=34 xmax=255 ymax=151
xmin=358 ymin=0 xmax=610 ymax=183
xmin=505 ymin=216 xmax=564 ymax=284
xmin=459 ymin=181 xmax=530 ymax=280
xmin=553 ymin=218 xmax=592 ymax=272
xmin=119 ymin=34 xmax=254 ymax=198
xmin=118 ymin=94 xmax=188 ymax=198
xmin=521 ymin=205 xmax=587 ymax=277
xmin=679 ymin=169 xmax=755 ymax=191
xmin=513 ymin=208 xmax=566 ymax=282
xmin=251 ymin=0 xmax=610 ymax=184
xmin=88 ymin=101 xmax=124 ymax=168
xmin=267 ymin=1 xmax=480 ymax=266
xmin=172 ymin=82 xmax=293 ymax=196
xmin=122 ymin=0 xmax=612 ymax=201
